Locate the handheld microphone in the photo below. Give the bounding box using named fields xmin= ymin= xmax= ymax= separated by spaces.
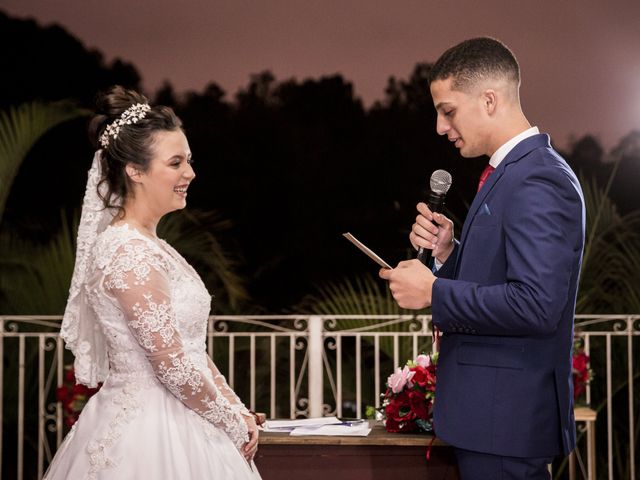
xmin=417 ymin=169 xmax=452 ymax=266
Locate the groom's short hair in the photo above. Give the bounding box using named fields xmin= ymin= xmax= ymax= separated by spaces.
xmin=429 ymin=37 xmax=521 ymax=93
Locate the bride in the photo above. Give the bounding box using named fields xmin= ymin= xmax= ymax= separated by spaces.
xmin=45 ymin=86 xmax=260 ymax=479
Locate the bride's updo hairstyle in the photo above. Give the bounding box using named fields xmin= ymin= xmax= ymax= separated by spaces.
xmin=88 ymin=86 xmax=183 ymax=212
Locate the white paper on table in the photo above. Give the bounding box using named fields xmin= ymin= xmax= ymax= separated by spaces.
xmin=261 ymin=425 xmax=295 ymax=432
xmin=289 ymin=423 xmax=372 ymax=437
xmin=263 ymin=416 xmax=341 ymax=432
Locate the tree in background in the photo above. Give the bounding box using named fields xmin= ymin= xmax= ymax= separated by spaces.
xmin=1 ymin=10 xmax=638 ymax=313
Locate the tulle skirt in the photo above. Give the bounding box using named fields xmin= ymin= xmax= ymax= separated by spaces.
xmin=44 ymin=375 xmax=260 ymax=479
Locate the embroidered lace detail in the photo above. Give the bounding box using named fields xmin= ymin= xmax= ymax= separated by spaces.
xmin=212 ymin=371 xmax=251 ymax=417
xmin=197 ymin=394 xmax=249 ymax=449
xmin=86 ymin=383 xmax=142 ymax=479
xmin=73 ymin=341 xmax=94 ymax=387
xmin=157 ymin=352 xmax=203 ymax=399
xmin=104 ymin=243 xmax=168 ymax=291
xmin=102 ymin=236 xmax=250 ymax=450
xmin=131 ymin=294 xmax=175 ymax=351
xmin=60 ymin=151 xmax=117 ymax=387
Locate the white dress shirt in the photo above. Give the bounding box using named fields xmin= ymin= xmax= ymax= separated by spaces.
xmin=432 ymin=126 xmax=540 ymax=271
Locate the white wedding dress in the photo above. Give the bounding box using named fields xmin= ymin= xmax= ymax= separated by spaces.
xmin=45 ymin=224 xmax=261 ymax=479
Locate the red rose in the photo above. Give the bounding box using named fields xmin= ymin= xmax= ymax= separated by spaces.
xmin=385 ymin=392 xmax=412 ymax=420
xmin=383 ymin=354 xmax=438 ymax=434
xmin=385 ymin=415 xmax=402 ymax=432
xmin=56 ymin=386 xmax=69 ymax=402
xmin=56 ymin=367 xmax=102 ymax=431
xmin=410 ymin=365 xmax=437 ymax=390
xmin=573 ymin=375 xmax=586 ymax=400
xmin=573 ymin=353 xmax=589 ymax=372
xmin=73 ymin=384 xmax=90 ymax=395
xmin=384 ymin=391 xmax=418 ymax=433
xmin=385 ymin=413 xmax=419 ymax=433
xmin=425 ymin=369 xmax=436 ymax=392
xmin=410 ymin=366 xmax=429 ymax=388
xmin=572 ymin=351 xmax=590 ymax=401
xmin=407 ymin=389 xmax=428 ymax=420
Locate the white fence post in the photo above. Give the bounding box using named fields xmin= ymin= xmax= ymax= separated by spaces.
xmin=307 ymin=316 xmax=323 ymax=418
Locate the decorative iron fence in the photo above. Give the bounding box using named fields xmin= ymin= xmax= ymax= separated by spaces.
xmin=1 ymin=314 xmax=638 ymax=479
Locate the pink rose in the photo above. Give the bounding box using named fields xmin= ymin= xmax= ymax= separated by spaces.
xmin=387 ymin=366 xmax=415 ymax=393
xmin=415 ymin=354 xmax=431 ymax=368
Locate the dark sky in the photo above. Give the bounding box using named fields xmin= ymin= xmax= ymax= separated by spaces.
xmin=3 ymin=0 xmax=639 ymax=150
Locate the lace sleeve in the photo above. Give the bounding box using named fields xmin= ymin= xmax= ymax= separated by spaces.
xmin=207 ymin=356 xmax=251 ymax=417
xmin=103 ymin=240 xmax=249 ymax=449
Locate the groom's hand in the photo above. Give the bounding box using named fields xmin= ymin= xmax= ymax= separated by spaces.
xmin=410 ymin=202 xmax=455 ymax=264
xmin=379 ymin=259 xmax=436 ymax=309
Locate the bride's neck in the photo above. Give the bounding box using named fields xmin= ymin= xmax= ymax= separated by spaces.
xmin=115 ymin=199 xmax=159 ymax=239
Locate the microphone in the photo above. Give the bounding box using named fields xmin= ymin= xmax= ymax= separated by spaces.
xmin=417 ymin=169 xmax=452 ymax=266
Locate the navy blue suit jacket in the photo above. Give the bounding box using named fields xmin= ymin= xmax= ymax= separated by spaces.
xmin=432 ymin=134 xmax=585 ymax=457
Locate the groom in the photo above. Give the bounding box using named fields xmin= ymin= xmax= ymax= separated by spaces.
xmin=379 ymin=37 xmax=585 ymax=480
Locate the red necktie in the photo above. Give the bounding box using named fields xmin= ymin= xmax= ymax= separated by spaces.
xmin=477 ymin=164 xmax=495 ymax=192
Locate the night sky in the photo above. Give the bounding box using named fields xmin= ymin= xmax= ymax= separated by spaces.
xmin=2 ymin=0 xmax=639 ymax=150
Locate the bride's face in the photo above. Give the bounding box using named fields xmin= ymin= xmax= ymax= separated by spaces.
xmin=130 ymin=129 xmax=195 ymax=216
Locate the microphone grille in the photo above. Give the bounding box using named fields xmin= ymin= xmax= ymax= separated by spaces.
xmin=430 ymin=169 xmax=452 ymax=194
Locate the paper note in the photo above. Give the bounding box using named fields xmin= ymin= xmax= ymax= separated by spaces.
xmin=263 ymin=416 xmax=342 ymax=432
xmin=289 ymin=423 xmax=372 ymax=436
xmin=262 ymin=416 xmax=372 ymax=436
xmin=342 ymin=232 xmax=392 ymax=269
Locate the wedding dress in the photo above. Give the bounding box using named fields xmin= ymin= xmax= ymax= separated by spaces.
xmin=45 ymin=223 xmax=261 ymax=479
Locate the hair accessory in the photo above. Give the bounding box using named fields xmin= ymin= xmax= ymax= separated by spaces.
xmin=99 ymin=103 xmax=151 ymax=148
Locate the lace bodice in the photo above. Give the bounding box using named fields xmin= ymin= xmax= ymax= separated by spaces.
xmin=83 ymin=224 xmax=250 ymax=449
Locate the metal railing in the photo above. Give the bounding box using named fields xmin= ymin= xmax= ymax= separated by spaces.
xmin=1 ymin=314 xmax=638 ymax=479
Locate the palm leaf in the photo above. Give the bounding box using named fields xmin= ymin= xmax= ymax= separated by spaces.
xmin=577 ymin=172 xmax=640 ymax=313
xmin=303 ymin=274 xmax=408 ymax=317
xmin=0 ymin=212 xmax=76 ymax=314
xmin=297 ymin=274 xmax=432 ymax=359
xmin=0 ymin=101 xmax=89 ymax=223
xmin=0 ymin=208 xmax=250 ymax=315
xmin=158 ymin=209 xmax=250 ymax=312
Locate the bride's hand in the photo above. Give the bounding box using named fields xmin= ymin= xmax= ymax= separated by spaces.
xmin=242 ymin=414 xmax=259 ymax=461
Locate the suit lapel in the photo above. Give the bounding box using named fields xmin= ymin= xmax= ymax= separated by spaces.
xmin=453 ymin=134 xmax=552 ymax=277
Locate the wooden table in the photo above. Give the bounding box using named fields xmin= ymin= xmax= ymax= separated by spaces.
xmin=255 ymin=422 xmax=459 ymax=480
xmin=569 ymin=407 xmax=597 ymax=480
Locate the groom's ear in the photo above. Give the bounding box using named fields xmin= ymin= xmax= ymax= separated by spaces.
xmin=125 ymin=164 xmax=143 ymax=183
xmin=482 ymin=89 xmax=498 ymax=116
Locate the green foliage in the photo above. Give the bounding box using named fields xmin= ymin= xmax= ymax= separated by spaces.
xmin=302 ymin=168 xmax=640 ymax=319
xmin=577 ymin=170 xmax=640 ymax=313
xmin=0 ymin=213 xmax=76 ymax=314
xmin=0 ymin=209 xmax=249 ymax=315
xmin=0 ymin=101 xmax=247 ymax=316
xmin=158 ymin=209 xmax=250 ymax=313
xmin=0 ymin=101 xmax=88 ymax=223
xmin=297 ymin=273 xmax=432 ymax=359
xmin=299 ymin=273 xmax=412 ymax=317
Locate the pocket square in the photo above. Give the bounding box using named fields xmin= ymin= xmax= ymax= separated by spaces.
xmin=479 ymin=203 xmax=492 ymax=216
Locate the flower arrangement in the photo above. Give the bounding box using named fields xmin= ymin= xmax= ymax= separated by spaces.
xmin=56 ymin=365 xmax=102 ymax=427
xmin=572 ymin=336 xmax=592 ymax=404
xmin=374 ymin=336 xmax=591 ymax=433
xmin=380 ymin=353 xmax=438 ymax=433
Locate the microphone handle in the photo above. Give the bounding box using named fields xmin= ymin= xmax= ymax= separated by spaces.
xmin=417 ymin=191 xmax=446 ymax=266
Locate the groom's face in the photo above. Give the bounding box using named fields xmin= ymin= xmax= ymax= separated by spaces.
xmin=430 ymin=77 xmax=491 ymax=158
